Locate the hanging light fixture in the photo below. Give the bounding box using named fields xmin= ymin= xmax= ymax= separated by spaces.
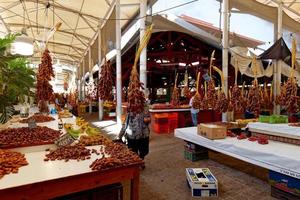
xmin=10 ymin=28 xmax=34 ymax=56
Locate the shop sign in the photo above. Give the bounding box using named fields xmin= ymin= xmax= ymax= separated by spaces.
xmin=55 ymin=133 xmax=75 ymax=148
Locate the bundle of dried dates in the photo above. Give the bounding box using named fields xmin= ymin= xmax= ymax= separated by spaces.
xmin=207 ymin=80 xmax=217 ymax=108
xmin=44 ymin=145 xmax=91 ymax=162
xmin=276 ymin=77 xmax=299 ymax=114
xmin=127 ymin=66 xmax=145 ymax=114
xmin=170 ymin=74 xmax=180 ymax=106
xmin=215 ymin=89 xmax=229 ymax=113
xmin=231 ymin=85 xmax=244 ymax=113
xmin=79 ymin=135 xmax=112 ymax=146
xmin=90 ymin=143 xmax=142 ymax=171
xmin=246 ymin=80 xmax=261 ymax=117
xmin=0 ymin=126 xmax=61 ymax=147
xmin=183 ymin=70 xmax=190 ymax=98
xmin=20 ymin=114 xmax=55 ymax=123
xmin=227 ymin=88 xmax=234 ymax=112
xmin=98 ymin=60 xmax=114 ymax=101
xmin=0 ymin=149 xmax=28 ymax=178
xmin=192 ymin=72 xmax=203 ymax=109
xmin=36 ymin=49 xmax=55 ymax=112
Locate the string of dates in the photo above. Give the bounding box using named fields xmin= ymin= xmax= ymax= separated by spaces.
xmin=36 ymin=49 xmax=55 ymax=112
xmin=170 ymin=73 xmax=180 ymax=106
xmin=246 ymin=79 xmax=261 ymax=117
xmin=98 ymin=60 xmax=114 ymax=102
xmin=183 ymin=70 xmax=190 ymax=98
xmin=213 ymin=66 xmax=228 ymax=113
xmin=127 ymin=25 xmax=153 ymax=114
xmin=192 ymin=72 xmax=202 ymax=109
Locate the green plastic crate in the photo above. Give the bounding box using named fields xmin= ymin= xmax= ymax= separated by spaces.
xmin=269 ymin=115 xmax=288 ymax=124
xmin=259 ymin=115 xmax=270 ymax=123
xmin=184 ymin=149 xmax=208 ymax=162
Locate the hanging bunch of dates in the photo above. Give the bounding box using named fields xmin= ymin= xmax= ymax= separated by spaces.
xmin=127 ymin=66 xmax=145 ymax=114
xmin=183 ymin=70 xmax=190 ymax=98
xmin=170 ymin=73 xmax=180 ymax=106
xmin=215 ymin=88 xmax=229 ymax=113
xmin=276 ymin=77 xmax=299 ymax=114
xmin=192 ymin=72 xmax=202 ymax=109
xmin=246 ymin=80 xmax=261 ymax=117
xmin=231 ymin=84 xmax=244 ymax=113
xmin=227 ymin=88 xmax=234 ymax=112
xmin=36 ymin=49 xmax=55 ymax=112
xmin=87 ymin=80 xmax=98 ymax=101
xmin=98 ymin=60 xmax=114 ymax=102
xmin=207 ymin=80 xmax=217 ymax=108
xmin=261 ymin=83 xmax=273 ymax=110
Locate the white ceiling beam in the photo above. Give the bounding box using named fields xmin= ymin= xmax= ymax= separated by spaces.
xmin=25 ymin=0 xmax=100 ymax=21
xmin=80 ymin=15 xmax=97 ymax=32
xmin=0 ymin=1 xmax=21 ymax=13
xmin=80 ymin=0 xmax=117 ymax=63
xmin=35 ymin=39 xmax=85 ymax=52
xmin=8 ymin=23 xmax=90 ymax=41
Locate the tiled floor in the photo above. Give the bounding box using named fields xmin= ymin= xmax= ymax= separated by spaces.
xmin=84 ymin=114 xmax=276 ymax=200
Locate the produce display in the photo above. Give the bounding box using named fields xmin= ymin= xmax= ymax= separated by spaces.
xmin=128 ymin=25 xmax=152 ymax=114
xmin=231 ymin=84 xmax=244 ymax=113
xmin=192 ymin=72 xmax=202 ymax=109
xmin=98 ymin=60 xmax=114 ymax=102
xmin=44 ymin=145 xmax=91 ymax=162
xmin=20 ymin=114 xmax=55 ymax=123
xmin=0 ymin=149 xmax=28 ymax=178
xmin=79 ymin=135 xmax=112 ymax=146
xmin=276 ymin=77 xmax=299 ymax=114
xmin=36 ymin=49 xmax=55 ymax=113
xmin=90 ymin=143 xmax=142 ymax=171
xmin=246 ymin=80 xmax=261 ymax=117
xmin=0 ymin=126 xmax=61 ymax=148
xmin=215 ymin=89 xmax=229 ymax=113
xmin=170 ymin=74 xmax=180 ymax=106
xmin=58 ymin=110 xmax=73 ymax=118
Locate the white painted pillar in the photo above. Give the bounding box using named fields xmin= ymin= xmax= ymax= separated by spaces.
xmin=140 ymin=0 xmax=147 ymax=91
xmin=88 ymin=47 xmax=92 ymax=114
xmin=222 ymin=0 xmax=229 ymax=122
xmin=98 ymin=30 xmax=104 ymax=120
xmin=83 ymin=59 xmax=86 ymax=100
xmin=273 ymin=1 xmax=283 ymax=115
xmin=116 ymin=0 xmax=122 ymax=126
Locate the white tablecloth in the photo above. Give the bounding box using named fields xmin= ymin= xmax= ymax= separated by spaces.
xmin=248 ymin=122 xmax=300 ymax=140
xmin=175 ymin=127 xmax=300 ymax=179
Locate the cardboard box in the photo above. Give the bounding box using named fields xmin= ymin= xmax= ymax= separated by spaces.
xmin=197 ymin=124 xmax=226 ymax=140
xmin=186 ymin=168 xmax=218 ymax=197
xmin=269 ymin=171 xmax=300 ymax=197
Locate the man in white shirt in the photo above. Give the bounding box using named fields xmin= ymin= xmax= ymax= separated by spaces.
xmin=189 ymin=96 xmax=199 ymax=126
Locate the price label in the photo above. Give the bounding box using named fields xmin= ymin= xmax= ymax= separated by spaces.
xmin=202 ymin=73 xmax=211 ymax=82
xmin=55 ymin=133 xmax=75 ymax=148
xmin=28 ymin=119 xmax=37 ymax=129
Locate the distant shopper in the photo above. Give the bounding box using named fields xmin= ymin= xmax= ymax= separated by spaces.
xmin=119 ymin=106 xmax=150 ymax=161
xmin=189 ymin=96 xmax=199 ymax=126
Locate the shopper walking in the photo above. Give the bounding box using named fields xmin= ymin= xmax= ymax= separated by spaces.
xmin=118 ymin=106 xmax=150 ymax=161
xmin=189 ymin=95 xmax=199 ymax=126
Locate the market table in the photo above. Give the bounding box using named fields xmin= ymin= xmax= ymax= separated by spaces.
xmin=1 ymin=111 xmax=142 ymax=200
xmin=248 ymin=122 xmax=300 ymax=140
xmin=175 ymin=127 xmax=300 ymax=179
xmin=0 ymin=146 xmax=141 ymax=200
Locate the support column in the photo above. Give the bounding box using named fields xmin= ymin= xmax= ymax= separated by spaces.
xmin=98 ymin=30 xmax=104 ymax=120
xmin=274 ymin=1 xmax=283 ymax=115
xmin=89 ymin=48 xmax=92 ymax=114
xmin=222 ymin=0 xmax=229 ymax=122
xmin=140 ymin=0 xmax=147 ymax=91
xmin=83 ymin=60 xmax=86 ymax=100
xmin=116 ymin=0 xmax=122 ymax=126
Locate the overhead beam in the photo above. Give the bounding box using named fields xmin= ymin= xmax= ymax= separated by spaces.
xmin=80 ymin=15 xmax=97 ymax=32
xmin=7 ymin=23 xmax=90 ymax=41
xmin=35 ymin=40 xmax=85 ymax=53
xmin=25 ymin=0 xmax=100 ymax=21
xmin=31 ymin=56 xmax=76 ymax=64
xmin=35 ymin=50 xmax=81 ymax=59
xmin=0 ymin=1 xmax=21 ymax=13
